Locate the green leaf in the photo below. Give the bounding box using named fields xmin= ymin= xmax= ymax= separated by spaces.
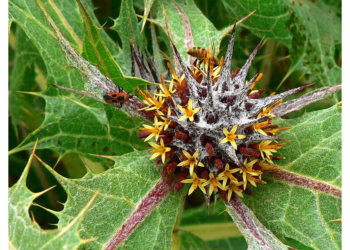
xmin=77 ymin=0 xmax=124 ymax=80
xmin=9 ymin=27 xmax=46 ymax=140
xmin=244 ymin=104 xmax=342 ymax=250
xmin=9 ymin=0 xmax=148 ymax=159
xmin=154 ymin=0 xmax=232 ymax=62
xmin=176 ymin=200 xmax=246 ymax=249
xmin=112 ymin=0 xmax=147 ymax=76
xmin=222 ymin=0 xmax=341 ymax=98
xmin=8 ymin=146 xmax=96 ymax=250
xmin=36 ymin=150 xmax=186 ymax=249
xmin=141 ymin=0 xmax=155 ymax=33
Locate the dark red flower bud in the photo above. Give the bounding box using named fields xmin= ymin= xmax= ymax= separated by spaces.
xmin=243 ymin=187 xmax=253 ymax=196
xmin=214 ymin=158 xmax=223 ymax=170
xmin=238 ymin=147 xmax=261 ymax=158
xmin=138 ymin=131 xmax=151 ymax=138
xmin=157 ymin=137 xmax=171 ymax=145
xmin=200 ymin=169 xmax=209 ymax=180
xmin=253 ymin=162 xmax=263 ymax=171
xmin=167 ymin=161 xmax=179 ymax=174
xmin=219 ymin=189 xmax=228 ymax=201
xmin=200 ymin=134 xmax=207 ymax=146
xmin=205 ymin=142 xmax=214 ymax=160
xmin=207 ymin=114 xmax=215 ymax=123
xmin=245 ymin=102 xmax=253 ymax=110
xmin=174 ymin=170 xmax=189 ymax=192
xmin=173 ymin=131 xmax=189 ymax=141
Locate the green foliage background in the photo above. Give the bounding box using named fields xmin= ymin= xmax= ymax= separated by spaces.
xmin=9 ymin=0 xmax=341 ymax=249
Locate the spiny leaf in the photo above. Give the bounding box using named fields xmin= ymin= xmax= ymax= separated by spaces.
xmin=141 ymin=0 xmax=155 ymax=33
xmin=154 ymin=0 xmax=233 ymax=63
xmin=36 ymin=150 xmax=187 ymax=250
xmin=243 ymin=104 xmax=342 ymax=250
xmin=77 ymin=0 xmax=124 ymax=80
xmin=222 ymin=0 xmax=341 ymax=100
xmin=8 ymin=142 xmax=97 ymax=250
xmin=9 ymin=27 xmax=46 ymax=141
xmin=9 ymin=0 xmax=148 ymax=159
xmin=112 ymin=0 xmax=147 ymax=77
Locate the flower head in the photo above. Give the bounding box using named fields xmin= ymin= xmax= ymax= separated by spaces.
xmin=177 ymin=99 xmax=200 ymax=122
xmin=131 ymin=22 xmax=339 ymax=201
xmin=149 ymin=139 xmax=171 ymax=163
xmin=221 ymin=125 xmax=246 ymax=149
xmin=177 ymin=150 xmax=204 ymax=176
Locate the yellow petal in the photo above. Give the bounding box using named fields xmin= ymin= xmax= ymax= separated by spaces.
xmin=178 ymin=115 xmax=187 ymax=122
xmin=183 ymin=150 xmax=191 ymax=158
xmin=221 ymin=138 xmax=229 ymax=144
xmin=230 ymin=140 xmax=237 ymax=150
xmin=231 ymin=124 xmax=238 ymax=134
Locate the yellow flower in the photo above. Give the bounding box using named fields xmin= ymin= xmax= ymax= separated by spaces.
xmin=225 ymin=180 xmax=244 ymax=199
xmin=239 ymin=159 xmax=261 ymax=190
xmin=177 ymin=99 xmax=201 ymax=122
xmin=257 ymin=100 xmax=282 ymax=118
xmin=139 ymin=117 xmax=163 ymax=141
xmin=203 ymin=173 xmax=224 ymax=196
xmin=252 ymin=121 xmax=269 ymax=136
xmin=220 ymin=125 xmax=246 ymax=149
xmin=259 ymin=160 xmax=280 ymax=171
xmin=138 ymin=88 xmax=165 ymax=111
xmin=218 ymin=163 xmax=240 ymax=188
xmin=177 ymin=150 xmax=204 ymax=176
xmin=246 ymin=175 xmax=266 ymax=188
xmin=149 ymin=139 xmax=171 ymax=163
xmin=154 ymin=107 xmax=172 ymax=131
xmin=181 ymin=172 xmax=207 ymax=195
xmin=256 ymin=140 xmax=286 ymax=163
xmin=155 ymin=74 xmax=175 ymax=98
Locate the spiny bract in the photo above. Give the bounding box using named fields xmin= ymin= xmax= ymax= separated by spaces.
xmin=133 ymin=24 xmax=311 ymax=201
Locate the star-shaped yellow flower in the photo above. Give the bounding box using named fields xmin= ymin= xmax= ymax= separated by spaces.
xmin=154 ymin=107 xmax=172 ymax=131
xmin=203 ymin=173 xmax=224 ymax=196
xmin=138 ymin=88 xmax=165 ymax=111
xmin=149 ymin=139 xmax=171 ymax=163
xmin=139 ymin=117 xmax=163 ymax=141
xmin=218 ymin=163 xmax=240 ymax=188
xmin=239 ymin=159 xmax=261 ymax=190
xmin=181 ymin=172 xmax=207 ymax=195
xmin=258 ymin=100 xmax=282 ymax=118
xmin=225 ymin=180 xmax=244 ymax=200
xmin=177 ymin=99 xmax=200 ymax=122
xmin=220 ymin=125 xmax=246 ymax=149
xmin=177 ymin=150 xmax=204 ymax=176
xmin=155 ymin=74 xmax=175 ymax=98
xmin=254 ymin=140 xmax=286 ymax=163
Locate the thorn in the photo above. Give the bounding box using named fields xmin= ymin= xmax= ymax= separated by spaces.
xmin=61 ymin=64 xmax=74 ymax=70
xmin=79 ymin=91 xmax=89 ymax=101
xmin=98 ymin=21 xmax=108 ymax=31
xmin=330 ymin=218 xmax=342 ymax=222
xmin=218 ymin=208 xmax=229 ymax=215
xmin=237 ymin=10 xmax=256 ymax=26
xmin=97 ymin=60 xmax=100 ymax=70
